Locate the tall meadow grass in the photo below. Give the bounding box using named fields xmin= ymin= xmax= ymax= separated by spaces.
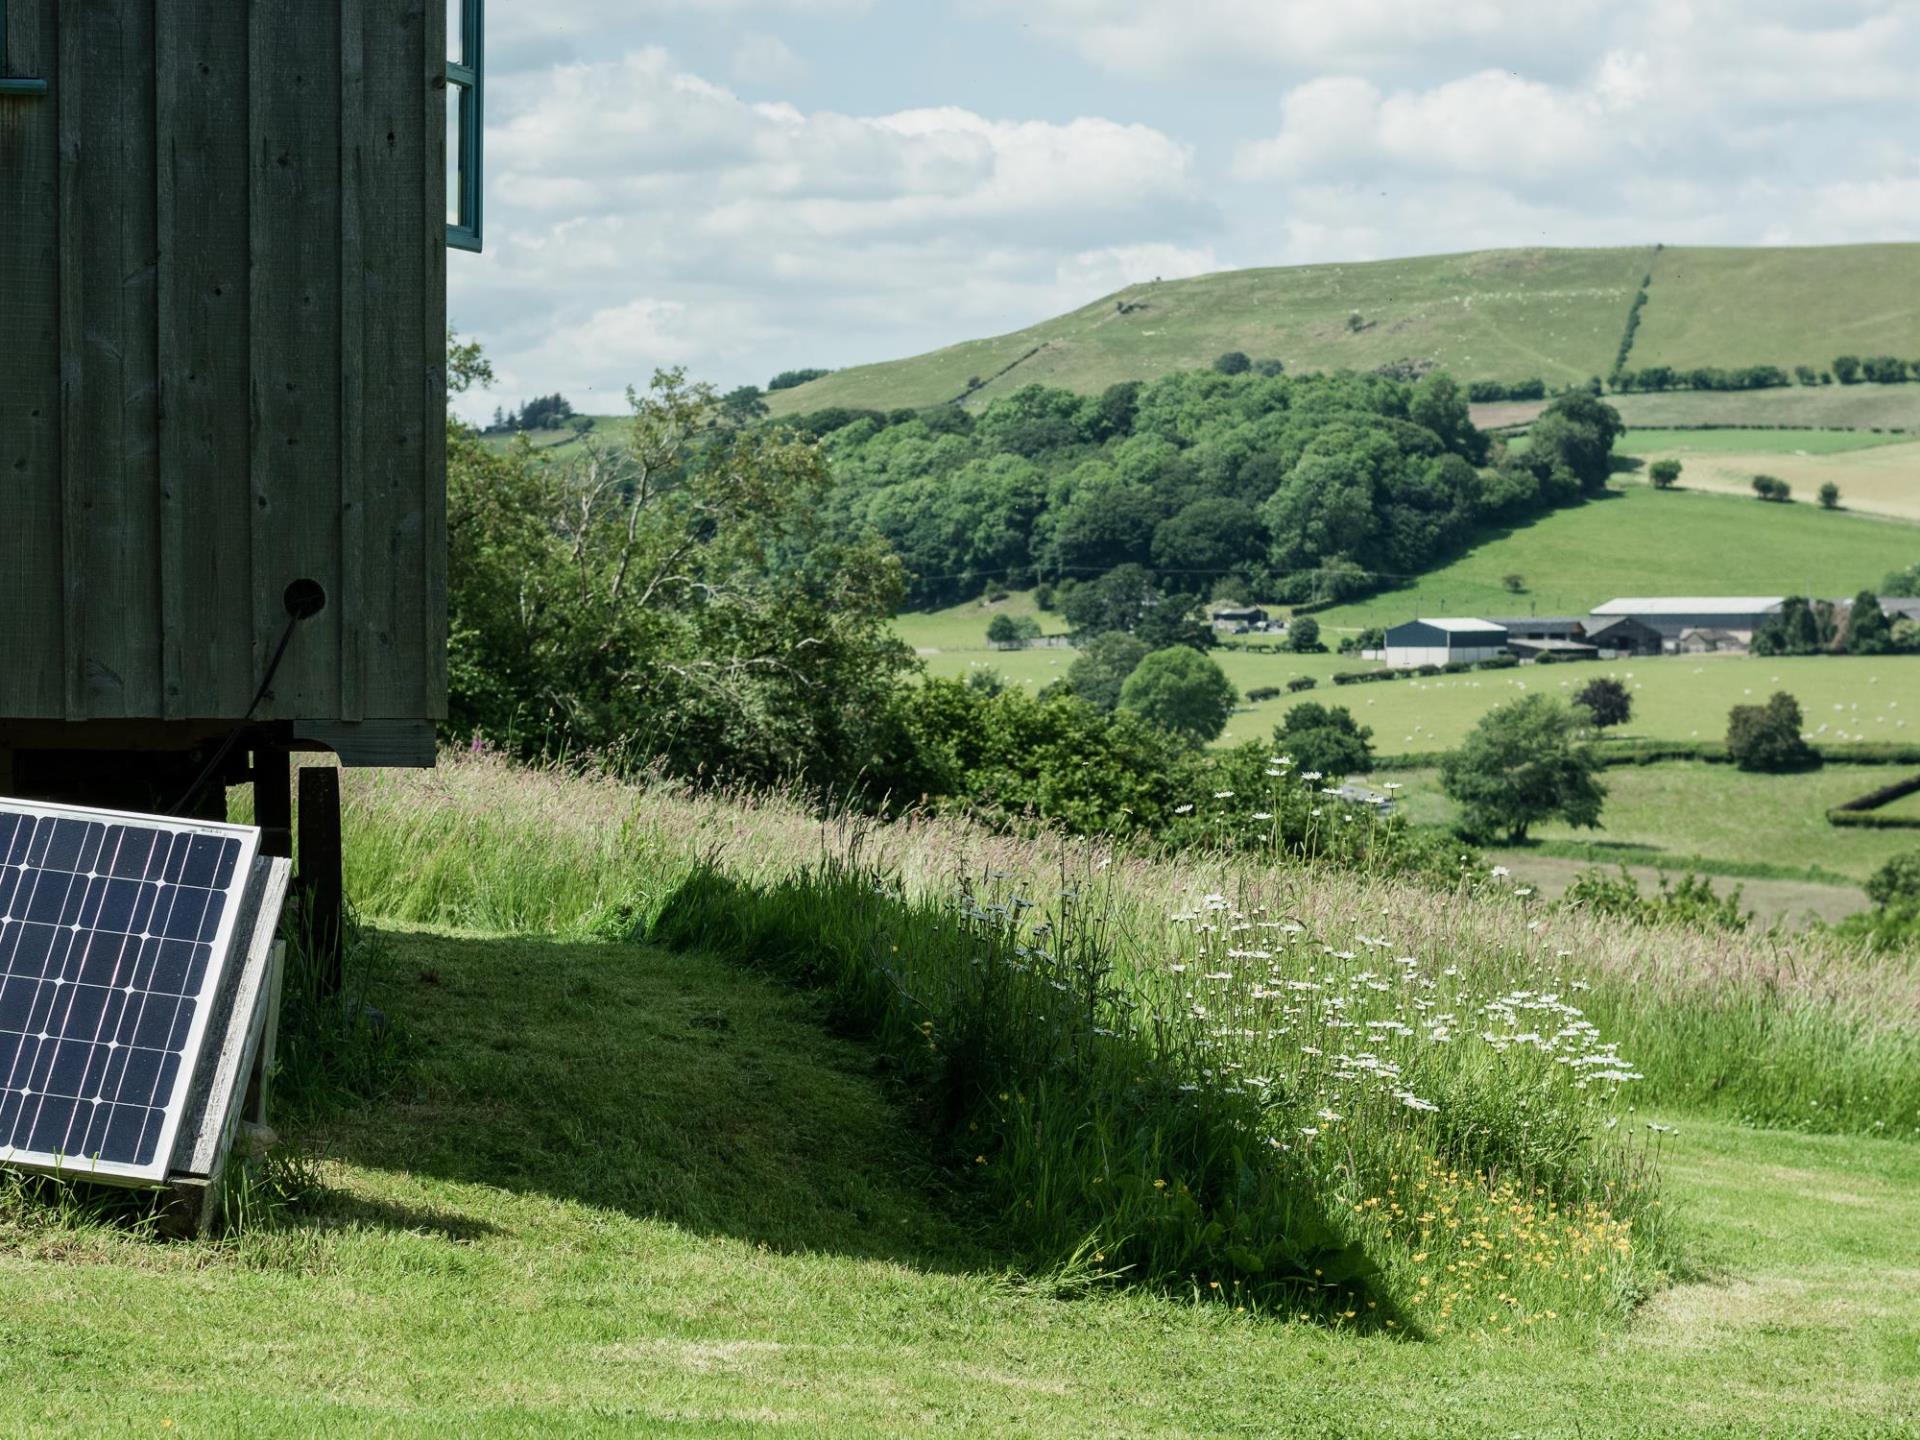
xmin=277 ymin=752 xmax=1918 ymax=1327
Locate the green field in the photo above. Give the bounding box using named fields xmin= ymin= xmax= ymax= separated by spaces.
xmin=754 ymin=244 xmax=1920 ymax=417
xmin=0 ymin=760 xmax=1912 ymax=1436
xmin=1629 ymin=244 xmax=1920 ymax=372
xmin=902 ymin=612 xmax=1920 ymax=760
xmin=1310 ymin=485 xmax=1918 ymax=631
xmin=3 ymin=922 xmax=1912 ymax=1436
xmin=1614 ymin=428 xmax=1908 ymax=457
xmin=1608 ymin=382 xmax=1920 ymax=431
xmin=1378 ymin=761 xmax=1920 ymax=884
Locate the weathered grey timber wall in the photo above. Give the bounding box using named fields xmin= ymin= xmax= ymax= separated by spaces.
xmin=0 ymin=1 xmax=446 ymax=729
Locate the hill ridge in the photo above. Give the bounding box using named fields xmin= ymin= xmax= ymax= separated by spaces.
xmin=765 ymin=242 xmax=1920 ymax=416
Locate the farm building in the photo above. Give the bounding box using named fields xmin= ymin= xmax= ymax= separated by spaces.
xmin=1676 ymin=627 xmax=1748 ymax=655
xmin=1508 ymin=638 xmax=1600 ymax=662
xmin=1383 ymin=618 xmax=1510 ymax=668
xmin=1489 ymin=617 xmax=1586 ymax=642
xmin=1588 ymin=598 xmax=1784 ymax=648
xmin=1211 ymin=604 xmax=1271 ymax=631
xmin=0 ymin=1 xmax=483 ymax=826
xmin=1584 ymin=616 xmax=1664 ymax=657
xmin=1879 ymin=597 xmax=1920 ymax=623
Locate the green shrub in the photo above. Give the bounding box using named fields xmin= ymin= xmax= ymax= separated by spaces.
xmin=1561 ymin=867 xmax=1749 ymax=933
xmin=1864 ymin=851 xmax=1920 ymax=907
xmin=1286 ymin=675 xmax=1318 ymax=693
xmin=1726 ymin=692 xmax=1820 ymax=773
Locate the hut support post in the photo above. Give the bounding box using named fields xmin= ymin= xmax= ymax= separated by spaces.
xmin=297 ymin=764 xmax=343 ymax=996
xmin=254 ymin=746 xmax=291 ymax=858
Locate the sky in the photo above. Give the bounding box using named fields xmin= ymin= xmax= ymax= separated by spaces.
xmin=452 ymin=0 xmax=1920 ymax=422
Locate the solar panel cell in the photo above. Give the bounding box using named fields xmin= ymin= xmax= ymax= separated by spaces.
xmin=0 ymin=801 xmax=258 ymax=1182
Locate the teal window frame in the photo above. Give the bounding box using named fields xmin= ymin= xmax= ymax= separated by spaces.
xmin=447 ymin=0 xmax=483 ymax=252
xmin=0 ymin=0 xmax=50 ymax=97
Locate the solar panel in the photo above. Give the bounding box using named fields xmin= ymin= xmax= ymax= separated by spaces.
xmin=0 ymin=799 xmax=261 ymax=1185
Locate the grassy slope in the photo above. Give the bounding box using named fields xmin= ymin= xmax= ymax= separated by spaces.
xmin=1310 ymin=484 xmax=1919 ymax=629
xmin=758 ymin=244 xmax=1920 ymax=417
xmin=1609 ymin=383 xmax=1920 ymax=430
xmin=2 ymin=926 xmax=1913 ymax=1438
xmin=1634 ymin=243 xmax=1920 ymax=371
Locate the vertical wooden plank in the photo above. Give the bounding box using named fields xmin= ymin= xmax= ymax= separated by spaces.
xmin=359 ymin=0 xmax=430 ymax=722
xmin=154 ymin=10 xmax=183 ymax=719
xmin=161 ymin=6 xmax=253 ymax=719
xmin=0 ymin=0 xmax=64 ymax=717
xmin=249 ymin=0 xmax=343 ymax=719
xmin=423 ymin=0 xmax=448 ymax=720
xmin=54 ymin=0 xmax=84 ymax=717
xmin=119 ymin=0 xmax=161 ymax=715
xmin=338 ymin=0 xmax=366 ymax=721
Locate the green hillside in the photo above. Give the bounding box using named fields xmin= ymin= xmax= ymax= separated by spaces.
xmin=1311 ymin=483 xmax=1918 ymax=630
xmin=764 ymin=244 xmax=1920 ymax=416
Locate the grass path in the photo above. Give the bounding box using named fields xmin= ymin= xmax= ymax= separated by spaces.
xmin=0 ymin=929 xmax=1913 ymax=1436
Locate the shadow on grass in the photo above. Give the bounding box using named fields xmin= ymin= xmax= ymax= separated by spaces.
xmin=311 ymin=928 xmax=993 ymax=1277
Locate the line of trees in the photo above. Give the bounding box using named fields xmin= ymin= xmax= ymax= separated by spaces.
xmin=804 ymin=369 xmax=1623 ymax=611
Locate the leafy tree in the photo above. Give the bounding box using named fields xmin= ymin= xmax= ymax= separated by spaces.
xmin=1573 ymin=677 xmax=1632 ymax=728
xmin=1725 ymin=692 xmax=1819 ymax=772
xmin=767 ymin=367 xmax=833 ymax=391
xmin=1833 ymin=355 xmax=1862 ymax=384
xmin=1061 ymin=564 xmax=1160 ymax=640
xmin=1502 ymin=573 xmax=1525 ymax=594
xmin=719 ymin=385 xmax=769 ymax=427
xmin=986 ymin=613 xmax=1041 ymax=648
xmin=1648 ymin=458 xmax=1681 ymax=489
xmin=1751 ymin=474 xmax=1791 ymax=502
xmin=1794 ymin=365 xmax=1820 ymax=386
xmin=1522 ymin=393 xmax=1623 ymax=494
xmin=1846 ymin=591 xmax=1894 ymax=655
xmin=1065 ymin=631 xmax=1152 ymax=711
xmin=1253 ymin=358 xmax=1286 ymax=377
xmin=446 ymin=366 xmax=912 ymax=790
xmin=1751 ymin=596 xmax=1828 ymax=656
xmin=1212 ymin=351 xmax=1252 ymax=376
xmin=1118 ymin=646 xmax=1238 ymax=744
xmin=1440 ymin=696 xmax=1607 ymax=842
xmin=1135 ymin=595 xmax=1218 ymax=653
xmin=1150 ymin=497 xmax=1264 ymax=586
xmin=1409 ymin=372 xmax=1486 ymax=463
xmin=1273 ymin=702 xmax=1374 ymax=777
xmin=1819 ymin=481 xmax=1841 ymax=510
xmin=1286 ymin=615 xmax=1323 ymax=652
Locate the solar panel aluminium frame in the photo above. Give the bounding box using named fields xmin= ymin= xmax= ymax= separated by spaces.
xmin=0 ymin=798 xmax=263 ymax=1186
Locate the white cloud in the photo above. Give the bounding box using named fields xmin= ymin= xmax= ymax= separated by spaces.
xmin=453 ymin=49 xmax=1208 ymax=416
xmin=1236 ymin=71 xmax=1617 ymax=187
xmin=732 ymin=33 xmax=808 ymax=87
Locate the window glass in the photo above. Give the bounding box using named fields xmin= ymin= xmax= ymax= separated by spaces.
xmin=447 ymin=86 xmax=462 ymax=226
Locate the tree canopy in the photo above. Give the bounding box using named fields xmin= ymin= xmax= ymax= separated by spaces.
xmin=1440 ymin=695 xmax=1607 ymax=843
xmin=1273 ymin=702 xmax=1374 ymax=777
xmin=1117 ymin=646 xmax=1238 ymax=744
xmin=808 ymin=366 xmax=1618 ymax=612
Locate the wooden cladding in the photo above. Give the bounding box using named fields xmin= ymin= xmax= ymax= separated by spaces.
xmin=0 ymin=0 xmax=447 ymax=726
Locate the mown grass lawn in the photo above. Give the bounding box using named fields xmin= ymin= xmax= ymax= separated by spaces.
xmin=1 ymin=927 xmax=1913 ymax=1438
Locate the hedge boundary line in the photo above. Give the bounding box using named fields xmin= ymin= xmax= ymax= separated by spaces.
xmin=1825 ymin=769 xmax=1920 ymax=829
xmin=1369 ymin=740 xmax=1920 ymax=774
